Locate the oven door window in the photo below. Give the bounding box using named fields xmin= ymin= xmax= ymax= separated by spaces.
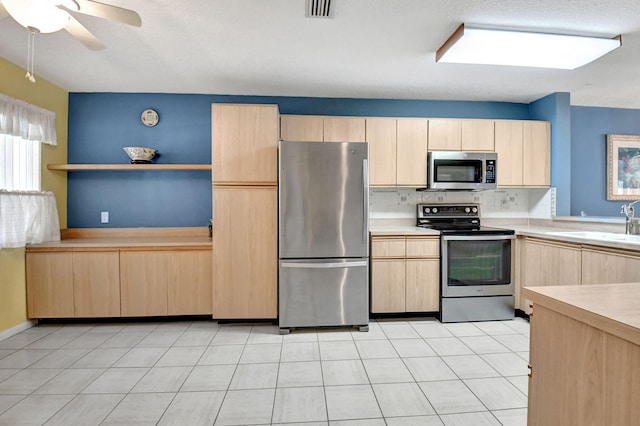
xmin=434 ymin=160 xmax=482 ymax=183
xmin=446 ymin=239 xmax=511 ymax=286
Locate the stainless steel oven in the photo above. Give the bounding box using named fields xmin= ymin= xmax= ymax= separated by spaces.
xmin=417 ymin=203 xmax=515 ymax=323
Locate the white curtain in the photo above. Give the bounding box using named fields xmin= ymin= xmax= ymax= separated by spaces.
xmin=0 ymin=92 xmax=57 ymax=146
xmin=0 ymin=190 xmax=60 ymax=248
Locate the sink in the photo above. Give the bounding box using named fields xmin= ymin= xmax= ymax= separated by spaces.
xmin=546 ymin=231 xmax=640 ymax=244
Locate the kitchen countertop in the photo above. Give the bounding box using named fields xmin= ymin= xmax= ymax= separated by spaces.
xmin=523 ymin=283 xmax=640 ymax=346
xmin=26 ymin=227 xmax=212 ymax=250
xmin=370 ymin=218 xmax=640 ymax=251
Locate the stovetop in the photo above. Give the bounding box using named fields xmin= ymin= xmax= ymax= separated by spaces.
xmin=416 ymin=203 xmax=514 ymax=235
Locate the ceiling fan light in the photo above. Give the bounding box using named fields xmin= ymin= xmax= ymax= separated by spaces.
xmin=436 ymin=24 xmax=622 ymax=70
xmin=2 ymin=0 xmax=71 ymax=33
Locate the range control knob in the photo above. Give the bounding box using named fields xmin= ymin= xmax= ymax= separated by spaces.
xmin=432 ymin=207 xmax=438 ymax=214
xmin=464 ymin=207 xmax=471 ymax=213
xmin=472 ymin=207 xmax=478 ymax=213
xmin=424 ymin=207 xmax=431 ymax=214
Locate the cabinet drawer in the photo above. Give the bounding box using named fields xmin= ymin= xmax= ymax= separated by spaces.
xmin=371 ymin=238 xmax=406 ymax=258
xmin=406 ymin=238 xmax=439 ymax=258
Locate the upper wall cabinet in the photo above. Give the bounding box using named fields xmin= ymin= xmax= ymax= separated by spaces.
xmin=323 ymin=117 xmax=366 ymax=142
xmin=495 ymin=120 xmax=550 ymax=187
xmin=212 ymin=104 xmax=279 ymax=184
xmin=366 ymin=118 xmax=397 ymax=187
xmin=428 ymin=119 xmax=495 ymax=151
xmin=396 ymin=119 xmax=428 ymax=186
xmin=280 ymin=115 xmax=324 ymax=141
xmin=280 ymin=115 xmax=366 ymax=143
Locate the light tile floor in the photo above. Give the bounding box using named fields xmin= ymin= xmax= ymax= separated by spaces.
xmin=0 ymin=317 xmax=530 ymax=425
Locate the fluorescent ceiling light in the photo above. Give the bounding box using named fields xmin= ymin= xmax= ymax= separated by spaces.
xmin=436 ymin=24 xmax=622 ymax=70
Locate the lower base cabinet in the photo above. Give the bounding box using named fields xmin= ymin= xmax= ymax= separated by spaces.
xmin=26 ymin=250 xmax=120 ymax=318
xmin=370 ymin=236 xmax=439 ymax=313
xmin=26 ymin=247 xmax=212 ymax=319
xmin=121 ymin=249 xmax=212 ymax=316
xmin=528 ymin=303 xmax=640 ymax=425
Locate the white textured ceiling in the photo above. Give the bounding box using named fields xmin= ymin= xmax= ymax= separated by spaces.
xmin=1 ymin=0 xmax=639 ymax=107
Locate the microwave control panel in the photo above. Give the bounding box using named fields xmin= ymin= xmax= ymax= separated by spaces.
xmin=485 ymin=160 xmax=496 ymax=183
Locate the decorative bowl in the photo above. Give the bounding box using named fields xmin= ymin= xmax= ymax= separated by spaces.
xmin=123 ymin=147 xmax=157 ymax=164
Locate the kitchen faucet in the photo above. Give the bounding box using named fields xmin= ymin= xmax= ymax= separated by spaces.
xmin=621 ymin=199 xmax=640 ymax=234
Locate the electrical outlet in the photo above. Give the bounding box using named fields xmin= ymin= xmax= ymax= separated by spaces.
xmin=101 ymin=211 xmax=109 ymax=224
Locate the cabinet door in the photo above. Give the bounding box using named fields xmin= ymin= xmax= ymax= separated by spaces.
xmin=462 ymin=119 xmax=495 ymax=151
xmin=521 ymin=238 xmax=581 ymax=314
xmin=212 ymin=104 xmax=279 ymax=183
xmin=397 ymin=119 xmax=428 ymax=186
xmin=323 ymin=117 xmax=366 ymax=142
xmin=213 ymin=187 xmax=277 ymax=318
xmin=523 ymin=121 xmax=551 ymax=186
xmin=494 ymin=120 xmax=524 ymax=186
xmin=120 ymin=251 xmax=169 ymax=316
xmin=371 ymin=237 xmax=406 ymax=258
xmin=26 ymin=252 xmax=74 ymax=318
xmin=428 ymin=119 xmax=462 ymax=151
xmin=371 ymin=259 xmax=405 ymax=313
xmin=168 ymin=250 xmax=212 ymax=315
xmin=366 ymin=118 xmax=397 ymax=186
xmin=405 ymin=237 xmax=439 ymax=258
xmin=581 ymin=248 xmax=640 ymax=285
xmin=405 ymin=259 xmax=439 ymax=312
xmin=73 ymin=251 xmax=120 ymax=317
xmin=280 ymin=115 xmax=324 ymax=141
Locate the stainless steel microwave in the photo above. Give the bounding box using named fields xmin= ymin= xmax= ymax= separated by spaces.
xmin=427 ymin=151 xmax=497 ymax=190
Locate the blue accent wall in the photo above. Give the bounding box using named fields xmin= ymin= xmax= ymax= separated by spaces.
xmin=571 ymin=106 xmax=640 ymax=216
xmin=529 ymin=93 xmax=571 ymax=216
xmin=67 ymin=93 xmax=532 ymax=228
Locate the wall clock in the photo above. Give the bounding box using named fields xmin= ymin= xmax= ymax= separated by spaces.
xmin=141 ymin=109 xmax=159 ymax=127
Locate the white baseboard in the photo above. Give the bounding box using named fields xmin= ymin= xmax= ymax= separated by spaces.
xmin=0 ymin=320 xmax=37 ymax=341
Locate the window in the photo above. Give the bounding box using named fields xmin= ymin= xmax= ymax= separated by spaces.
xmin=0 ymin=93 xmax=59 ymax=248
xmin=0 ymin=134 xmax=41 ymax=191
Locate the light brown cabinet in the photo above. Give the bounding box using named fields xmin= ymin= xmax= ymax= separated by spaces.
xmin=370 ymin=236 xmax=439 ymax=313
xmin=366 ymin=118 xmax=397 ymax=186
xmin=26 ymin=250 xmax=120 ymax=318
xmin=280 ymin=115 xmax=366 ymax=143
xmin=323 ymin=116 xmax=366 ymax=142
xmin=26 ymin=246 xmax=211 ymax=319
xmin=120 ymin=249 xmax=212 ymax=317
xmin=396 ymin=119 xmax=428 ymax=186
xmin=26 ymin=252 xmax=74 ymax=318
xmin=212 ymin=103 xmax=279 ymax=184
xmin=213 ymin=103 xmax=279 ymax=320
xmin=581 ymin=246 xmax=640 ymax=285
xmin=280 ymin=115 xmax=324 ymax=141
xmin=428 ymin=119 xmax=494 ymax=151
xmin=526 ymin=285 xmax=640 ymax=425
xmin=519 ymin=237 xmax=581 ymax=314
xmin=495 ymin=120 xmax=550 ymax=187
xmin=212 ymin=186 xmax=278 ymax=319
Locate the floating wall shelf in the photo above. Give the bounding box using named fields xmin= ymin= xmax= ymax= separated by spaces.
xmin=47 ymin=164 xmax=212 ymax=171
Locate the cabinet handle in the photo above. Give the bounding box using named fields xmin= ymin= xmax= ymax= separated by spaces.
xmin=529 ymin=303 xmax=533 ymax=317
xmin=528 ymin=364 xmax=532 ymax=378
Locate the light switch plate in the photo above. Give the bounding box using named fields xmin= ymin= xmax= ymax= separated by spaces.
xmin=101 ymin=211 xmax=109 ymax=223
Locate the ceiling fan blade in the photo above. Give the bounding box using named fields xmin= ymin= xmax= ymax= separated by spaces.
xmin=0 ymin=2 xmax=9 ymax=19
xmin=64 ymin=15 xmax=105 ymax=50
xmin=74 ymin=0 xmax=141 ymax=27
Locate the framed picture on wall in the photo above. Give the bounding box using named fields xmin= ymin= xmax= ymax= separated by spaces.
xmin=607 ymin=134 xmax=640 ymax=200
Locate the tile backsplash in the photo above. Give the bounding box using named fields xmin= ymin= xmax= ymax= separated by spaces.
xmin=370 ymin=187 xmax=555 ymax=219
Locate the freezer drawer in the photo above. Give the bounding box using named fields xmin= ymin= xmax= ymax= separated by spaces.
xmin=279 ymin=258 xmax=369 ymax=329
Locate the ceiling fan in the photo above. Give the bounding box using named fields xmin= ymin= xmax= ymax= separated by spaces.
xmin=0 ymin=0 xmax=141 ymax=81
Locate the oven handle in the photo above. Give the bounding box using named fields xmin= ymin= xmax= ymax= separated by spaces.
xmin=442 ymin=234 xmax=515 ymax=241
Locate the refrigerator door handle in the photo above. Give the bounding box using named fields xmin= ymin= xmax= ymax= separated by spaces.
xmin=281 ymin=261 xmax=368 ymax=269
xmin=363 ymin=158 xmax=369 ymax=243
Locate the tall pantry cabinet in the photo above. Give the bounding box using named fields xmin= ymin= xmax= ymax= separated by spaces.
xmin=211 ymin=104 xmax=279 ymax=319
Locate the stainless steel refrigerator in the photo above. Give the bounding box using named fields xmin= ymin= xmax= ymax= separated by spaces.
xmin=278 ymin=140 xmax=369 ymax=334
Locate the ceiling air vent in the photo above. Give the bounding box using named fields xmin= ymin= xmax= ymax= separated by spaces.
xmin=307 ymin=0 xmax=334 ymax=18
